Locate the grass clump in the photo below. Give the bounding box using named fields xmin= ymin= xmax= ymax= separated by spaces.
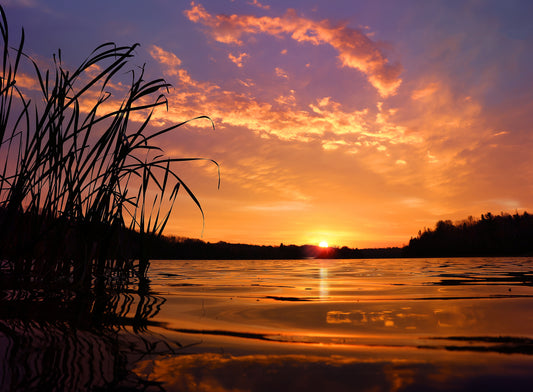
xmin=0 ymin=5 xmax=218 ymax=290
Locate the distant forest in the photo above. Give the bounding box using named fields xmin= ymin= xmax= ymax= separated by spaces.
xmin=146 ymin=211 xmax=533 ymax=259
xmin=405 ymin=211 xmax=533 ymax=257
xmin=141 ymin=235 xmax=403 ymax=260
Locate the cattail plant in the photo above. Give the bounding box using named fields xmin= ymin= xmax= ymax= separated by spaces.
xmin=0 ymin=5 xmax=218 ymax=291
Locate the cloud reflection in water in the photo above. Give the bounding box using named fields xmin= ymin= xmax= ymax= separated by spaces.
xmin=134 ymin=352 xmax=533 ymax=392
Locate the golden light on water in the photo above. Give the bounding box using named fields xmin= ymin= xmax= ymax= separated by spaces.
xmin=319 ymin=263 xmax=329 ymax=299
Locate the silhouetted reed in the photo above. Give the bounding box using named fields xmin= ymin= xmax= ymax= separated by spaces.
xmin=0 ymin=5 xmax=218 ymax=292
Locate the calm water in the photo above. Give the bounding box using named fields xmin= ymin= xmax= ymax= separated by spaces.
xmin=133 ymin=257 xmax=533 ymax=391
xmin=3 ymin=257 xmax=533 ymax=391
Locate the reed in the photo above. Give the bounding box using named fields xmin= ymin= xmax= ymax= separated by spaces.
xmin=0 ymin=5 xmax=218 ymax=288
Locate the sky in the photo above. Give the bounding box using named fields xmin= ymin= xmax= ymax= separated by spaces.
xmin=4 ymin=0 xmax=533 ymax=248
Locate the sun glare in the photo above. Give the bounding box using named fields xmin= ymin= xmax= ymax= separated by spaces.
xmin=319 ymin=241 xmax=329 ymax=248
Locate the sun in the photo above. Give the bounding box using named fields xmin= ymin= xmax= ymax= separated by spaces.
xmin=319 ymin=241 xmax=329 ymax=248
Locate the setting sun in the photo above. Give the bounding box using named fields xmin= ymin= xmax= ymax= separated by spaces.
xmin=319 ymin=241 xmax=329 ymax=248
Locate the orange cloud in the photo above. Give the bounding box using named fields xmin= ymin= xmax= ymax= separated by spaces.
xmin=13 ymin=73 xmax=41 ymax=91
xmin=275 ymin=67 xmax=288 ymax=79
xmin=149 ymin=46 xmax=412 ymax=152
xmin=411 ymin=82 xmax=439 ymax=101
xmin=228 ymin=52 xmax=248 ymax=67
xmin=149 ymin=45 xmax=182 ymax=77
xmin=184 ymin=2 xmax=402 ymax=97
xmin=248 ymin=0 xmax=270 ymax=10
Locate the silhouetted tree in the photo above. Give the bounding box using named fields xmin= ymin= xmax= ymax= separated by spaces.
xmin=406 ymin=212 xmax=533 ymax=257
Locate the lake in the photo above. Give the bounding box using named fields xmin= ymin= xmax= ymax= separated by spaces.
xmin=2 ymin=257 xmax=533 ymax=391
xmin=136 ymin=257 xmax=533 ymax=391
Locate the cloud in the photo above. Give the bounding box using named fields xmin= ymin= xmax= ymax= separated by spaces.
xmin=275 ymin=67 xmax=288 ymax=79
xmin=411 ymin=82 xmax=439 ymax=101
xmin=150 ymin=45 xmax=220 ymax=94
xmin=248 ymin=0 xmax=270 ymax=10
xmin=492 ymin=131 xmax=508 ymax=137
xmin=238 ymin=79 xmax=255 ymax=88
xmin=219 ymin=154 xmax=311 ymax=202
xmin=184 ymin=2 xmax=402 ymax=97
xmin=149 ymin=45 xmax=183 ymax=77
xmin=228 ymin=52 xmax=249 ymax=67
xmin=14 ymin=73 xmax=42 ymax=91
xmin=148 ymin=46 xmax=413 ymax=152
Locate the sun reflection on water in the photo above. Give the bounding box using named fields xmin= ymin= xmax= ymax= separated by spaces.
xmin=319 ymin=262 xmax=329 ymax=299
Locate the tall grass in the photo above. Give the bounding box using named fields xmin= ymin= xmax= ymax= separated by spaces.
xmin=0 ymin=5 xmax=218 ymax=287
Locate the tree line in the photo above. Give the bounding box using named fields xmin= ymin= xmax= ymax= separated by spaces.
xmin=107 ymin=211 xmax=533 ymax=259
xmin=139 ymin=235 xmax=403 ymax=260
xmin=4 ymin=208 xmax=530 ymax=261
xmin=405 ymin=212 xmax=533 ymax=257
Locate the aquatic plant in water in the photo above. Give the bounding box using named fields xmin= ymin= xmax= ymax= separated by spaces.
xmin=0 ymin=5 xmax=217 ymax=390
xmin=0 ymin=5 xmax=218 ymax=286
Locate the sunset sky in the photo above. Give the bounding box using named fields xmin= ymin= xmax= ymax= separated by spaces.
xmin=5 ymin=0 xmax=533 ymax=248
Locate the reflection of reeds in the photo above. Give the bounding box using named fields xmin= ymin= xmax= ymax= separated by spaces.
xmin=0 ymin=5 xmax=218 ymax=287
xmin=0 ymin=285 xmax=191 ymax=391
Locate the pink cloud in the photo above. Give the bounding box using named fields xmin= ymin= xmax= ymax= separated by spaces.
xmin=228 ymin=52 xmax=248 ymax=67
xmin=184 ymin=2 xmax=402 ymax=97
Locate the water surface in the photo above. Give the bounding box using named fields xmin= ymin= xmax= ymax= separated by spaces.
xmin=3 ymin=257 xmax=533 ymax=391
xmin=135 ymin=257 xmax=533 ymax=391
